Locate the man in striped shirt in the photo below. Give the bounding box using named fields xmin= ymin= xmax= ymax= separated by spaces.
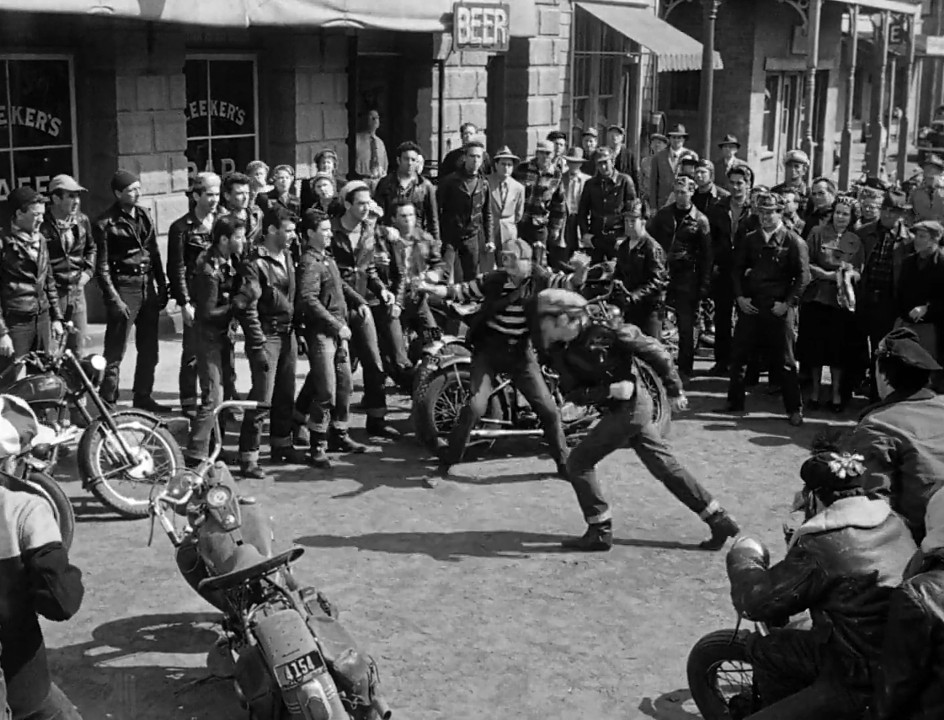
xmin=415 ymin=239 xmax=590 ymax=487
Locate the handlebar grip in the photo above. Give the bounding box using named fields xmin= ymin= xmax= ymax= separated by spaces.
xmin=256 ymin=402 xmax=272 ymax=411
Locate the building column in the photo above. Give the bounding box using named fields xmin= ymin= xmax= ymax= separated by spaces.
xmin=802 ymin=0 xmax=823 ymax=182
xmin=866 ymin=11 xmax=891 ymax=176
xmin=839 ymin=3 xmax=859 ymax=189
xmin=699 ymin=0 xmax=722 ymax=158
xmin=898 ymin=11 xmax=917 ymax=180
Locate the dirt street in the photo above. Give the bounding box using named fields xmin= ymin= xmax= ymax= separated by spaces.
xmin=38 ymin=336 xmax=863 ymax=720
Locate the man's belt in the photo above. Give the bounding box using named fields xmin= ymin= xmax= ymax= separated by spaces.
xmin=111 ymin=262 xmax=151 ymax=277
xmin=261 ymin=319 xmax=293 ymax=335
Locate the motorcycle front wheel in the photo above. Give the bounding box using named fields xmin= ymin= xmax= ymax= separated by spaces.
xmin=412 ymin=364 xmax=503 ymax=454
xmin=8 ymin=470 xmax=76 ymax=551
xmin=77 ymin=410 xmax=184 ymax=518
xmin=686 ymin=629 xmax=756 ymax=720
xmin=636 ymin=359 xmax=671 ymax=438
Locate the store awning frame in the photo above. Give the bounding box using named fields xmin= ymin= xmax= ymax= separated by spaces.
xmin=575 ymin=1 xmax=722 ymax=73
xmin=826 ymin=0 xmax=921 ymax=15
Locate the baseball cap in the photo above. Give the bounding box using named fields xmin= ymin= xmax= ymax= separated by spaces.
xmin=48 ymin=174 xmax=86 ymax=193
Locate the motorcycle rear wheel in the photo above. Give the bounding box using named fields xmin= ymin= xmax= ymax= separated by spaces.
xmin=78 ymin=410 xmax=184 ymax=519
xmin=412 ymin=364 xmax=503 ymax=454
xmin=8 ymin=470 xmax=75 ymax=551
xmin=636 ymin=359 xmax=671 ymax=437
xmin=687 ymin=628 xmax=755 ymax=720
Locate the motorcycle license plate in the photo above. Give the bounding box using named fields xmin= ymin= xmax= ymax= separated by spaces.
xmin=275 ymin=650 xmax=325 ymax=688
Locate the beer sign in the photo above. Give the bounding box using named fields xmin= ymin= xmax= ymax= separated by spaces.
xmin=453 ymin=2 xmax=510 ymax=52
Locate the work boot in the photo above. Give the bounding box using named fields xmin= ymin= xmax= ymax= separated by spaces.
xmin=307 ymin=433 xmax=331 ymax=470
xmin=700 ymin=509 xmax=740 ymax=551
xmin=132 ymin=395 xmax=171 ymax=414
xmin=293 ymin=424 xmax=310 ymax=446
xmin=366 ymin=418 xmax=401 ymax=438
xmin=423 ymin=463 xmax=450 ymax=489
xmin=271 ymin=446 xmax=307 ymax=464
xmin=327 ymin=429 xmax=367 ymax=454
xmin=561 ymin=521 xmax=613 ymax=552
xmin=240 ymin=462 xmax=267 ymax=479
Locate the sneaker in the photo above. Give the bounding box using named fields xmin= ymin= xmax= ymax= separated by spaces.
xmin=700 ymin=510 xmax=740 ymax=551
xmin=561 ymin=521 xmax=613 ymax=552
xmin=366 ymin=419 xmax=401 ymax=439
xmin=132 ymin=396 xmax=171 ymax=414
xmin=327 ymin=431 xmax=368 ymax=454
xmin=240 ymin=462 xmax=267 ymax=479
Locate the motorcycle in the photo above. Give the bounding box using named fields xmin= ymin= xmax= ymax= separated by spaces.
xmin=0 ymin=394 xmax=76 ymax=550
xmin=411 ymin=282 xmax=672 ymax=455
xmin=149 ymin=399 xmax=392 ymax=720
xmin=0 ymin=325 xmax=184 ymax=518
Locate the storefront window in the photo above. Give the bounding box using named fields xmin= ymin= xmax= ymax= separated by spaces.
xmin=571 ymin=6 xmax=630 ymax=142
xmin=0 ymin=56 xmax=76 ymax=202
xmin=185 ymin=56 xmax=257 ymax=180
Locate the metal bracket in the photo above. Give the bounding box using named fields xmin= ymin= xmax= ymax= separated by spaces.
xmin=776 ymin=0 xmax=811 ymax=29
xmin=661 ymin=0 xmax=694 ymax=19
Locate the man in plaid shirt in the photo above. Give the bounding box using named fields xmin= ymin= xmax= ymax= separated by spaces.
xmin=513 ymin=140 xmax=567 ymax=267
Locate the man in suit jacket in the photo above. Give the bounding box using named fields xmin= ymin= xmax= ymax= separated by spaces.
xmin=606 ymin=124 xmax=640 ymax=193
xmin=486 ymin=146 xmax=525 ymax=273
xmin=649 ymin=124 xmax=690 ymax=212
xmin=713 ymin=134 xmax=741 ymax=193
xmin=640 ymin=133 xmax=668 ymax=209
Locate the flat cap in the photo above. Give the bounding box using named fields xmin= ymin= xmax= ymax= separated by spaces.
xmin=876 ymin=327 xmax=942 ymax=370
xmin=784 ymin=149 xmax=810 ymax=166
xmin=339 ymin=180 xmax=370 ymax=199
xmin=913 ymin=219 xmax=944 ymax=238
xmin=754 ymin=193 xmax=784 ymax=211
xmin=48 ymin=174 xmax=86 ymax=193
xmin=547 ymin=130 xmax=567 ymax=142
xmin=581 ymin=127 xmax=599 ymax=138
xmin=7 ymin=185 xmax=46 ymax=210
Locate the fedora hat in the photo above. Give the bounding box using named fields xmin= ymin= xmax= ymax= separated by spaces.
xmin=666 ymin=123 xmax=689 ymax=137
xmin=563 ymin=146 xmax=585 ymax=163
xmin=718 ymin=134 xmax=740 ymax=148
xmin=492 ymin=145 xmax=520 ymax=163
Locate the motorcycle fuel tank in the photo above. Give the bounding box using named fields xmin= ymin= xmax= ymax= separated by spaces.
xmin=7 ymin=373 xmax=68 ymax=404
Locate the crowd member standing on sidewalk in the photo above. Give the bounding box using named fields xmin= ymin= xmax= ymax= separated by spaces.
xmin=94 ymin=171 xmax=169 ymax=412
xmin=612 ymin=199 xmax=667 ymax=338
xmin=712 ymin=134 xmax=741 ymax=193
xmin=40 ymin=175 xmax=95 ymax=353
xmin=373 ymin=141 xmax=440 ymax=240
xmin=221 ymin=171 xmax=264 ymax=247
xmin=576 ymin=146 xmax=636 ymax=264
xmin=234 ymin=206 xmax=306 ymax=478
xmin=438 ymin=141 xmax=493 ymax=281
xmin=186 ymin=215 xmax=246 ymax=463
xmin=486 ymin=146 xmax=525 ymax=274
xmin=167 ymin=172 xmax=222 ymax=417
xmin=513 ymin=140 xmax=567 ymax=268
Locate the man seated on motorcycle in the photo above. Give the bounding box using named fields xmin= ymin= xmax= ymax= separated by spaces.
xmin=0 ymin=400 xmax=84 ymax=719
xmin=725 ymin=450 xmax=916 ymax=720
xmin=870 ymin=485 xmax=944 ymax=720
xmin=612 ymin=198 xmax=668 ymax=338
xmin=532 ymin=288 xmax=739 ymax=551
xmin=414 ymin=239 xmax=590 ymax=488
xmin=844 ymin=327 xmax=944 ymax=544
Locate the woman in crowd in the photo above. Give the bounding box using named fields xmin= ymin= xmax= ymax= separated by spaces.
xmin=798 ymin=194 xmax=865 ymax=412
xmin=246 ymin=160 xmax=272 ymax=209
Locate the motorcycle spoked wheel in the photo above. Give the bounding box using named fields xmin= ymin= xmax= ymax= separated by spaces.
xmin=78 ymin=410 xmax=184 ymax=519
xmin=686 ymin=629 xmax=756 ymax=720
xmin=8 ymin=470 xmax=76 ymax=551
xmin=411 ymin=342 xmax=470 ymax=398
xmin=635 ymin=359 xmax=672 ymax=438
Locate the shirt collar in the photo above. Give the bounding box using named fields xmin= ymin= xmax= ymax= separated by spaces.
xmin=761 ymin=222 xmax=785 ymax=243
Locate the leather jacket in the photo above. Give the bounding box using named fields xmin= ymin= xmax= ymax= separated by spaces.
xmin=646 ymin=204 xmax=713 ymax=297
xmin=233 ymin=244 xmax=295 ymax=349
xmin=329 ymin=217 xmax=387 ymax=302
xmin=0 ymin=227 xmax=62 ymax=334
xmin=871 ymin=549 xmax=944 ymax=720
xmin=727 ymin=497 xmax=916 ymax=684
xmin=192 ymin=246 xmax=238 ymax=335
xmin=381 ymin=227 xmax=445 ymax=306
xmin=167 ymin=211 xmax=217 ymax=306
xmin=437 ymin=170 xmax=494 ymax=248
xmin=39 ymin=211 xmax=96 ymax=292
xmin=93 ymin=203 xmax=167 ymax=306
xmin=296 ymin=246 xmax=365 ymax=337
xmin=613 ymin=232 xmax=668 ymax=312
xmin=373 ymin=173 xmax=440 ymax=241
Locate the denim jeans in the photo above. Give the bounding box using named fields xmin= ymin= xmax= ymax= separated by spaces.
xmin=295 ymin=332 xmax=353 ymax=433
xmin=442 ymin=236 xmax=480 ymax=282
xmin=728 ymin=306 xmax=802 ymax=414
xmin=669 ymin=282 xmax=700 ymax=376
xmin=57 ymin=285 xmax=87 ymax=354
xmin=711 ymin=271 xmax=735 ymax=369
xmin=370 ymin=303 xmax=411 ymax=387
xmin=188 ymin=330 xmax=236 ymax=458
xmin=0 ymin=311 xmax=51 ymax=376
xmin=443 ymin=335 xmax=567 ymax=467
xmin=238 ymin=332 xmax=296 ymax=463
xmin=100 ymin=276 xmax=160 ymax=403
xmin=348 ymin=309 xmax=387 ymax=418
xmin=178 ymin=322 xmax=199 ymax=413
xmin=566 ymin=394 xmax=714 ymax=525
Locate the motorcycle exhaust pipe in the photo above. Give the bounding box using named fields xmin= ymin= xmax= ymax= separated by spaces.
xmin=468 ymin=428 xmax=542 ymax=439
xmin=371 ymin=695 xmax=393 ymax=720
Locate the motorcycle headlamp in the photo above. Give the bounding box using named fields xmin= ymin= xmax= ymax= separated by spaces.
xmin=205 ymin=484 xmax=233 ymax=509
xmin=166 ymin=470 xmax=199 ymax=502
xmin=88 ymin=354 xmax=107 ymax=372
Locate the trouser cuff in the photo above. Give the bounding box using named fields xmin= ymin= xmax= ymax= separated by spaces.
xmin=365 ymin=408 xmax=387 ymax=419
xmin=270 ymin=435 xmax=293 ymax=449
xmin=240 ymin=451 xmax=259 ymax=463
xmin=586 ymin=509 xmax=612 ymax=525
xmin=306 ymin=421 xmax=329 ymax=434
xmin=698 ymin=500 xmax=722 ymax=520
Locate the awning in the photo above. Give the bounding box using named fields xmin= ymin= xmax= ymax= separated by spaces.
xmin=827 ymin=0 xmax=921 ymax=14
xmin=576 ymin=2 xmax=722 ymax=73
xmin=917 ymin=34 xmax=944 ymax=57
xmin=0 ymin=0 xmax=538 ymax=35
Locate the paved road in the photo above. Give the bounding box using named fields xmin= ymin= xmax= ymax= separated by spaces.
xmin=39 ymin=334 xmax=864 ymax=720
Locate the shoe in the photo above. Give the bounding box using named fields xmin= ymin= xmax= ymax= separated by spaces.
xmin=366 ymin=419 xmax=401 ymax=438
xmin=271 ymin=446 xmax=307 ymax=464
xmin=307 ymin=433 xmax=332 ymax=469
xmin=788 ymin=411 xmax=804 ymax=427
xmin=561 ymin=521 xmax=613 ymax=552
xmin=423 ymin=464 xmax=450 ymax=489
xmin=240 ymin=462 xmax=267 ymax=479
xmin=765 ymin=384 xmax=783 ymax=396
xmin=555 ymin=461 xmax=570 ymax=481
xmin=293 ymin=425 xmax=311 ymax=446
xmin=827 ymin=401 xmax=844 ymax=414
xmin=700 ymin=510 xmax=740 ymax=551
xmin=705 ymin=364 xmax=729 ymax=378
xmin=132 ymin=396 xmax=171 ymax=413
xmin=714 ymin=403 xmax=745 ymax=414
xmin=327 ymin=430 xmax=367 ymax=454
xmin=237 ymin=495 xmax=257 ymax=505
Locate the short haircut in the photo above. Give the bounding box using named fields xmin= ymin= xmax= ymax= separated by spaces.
xmin=223 ymin=172 xmax=252 ymax=195
xmin=464 ymin=140 xmax=485 ymax=153
xmin=272 ymin=164 xmax=295 ymax=178
xmin=246 ymin=160 xmax=269 ymax=176
xmin=212 ymin=215 xmax=246 ymax=244
xmin=192 ymin=172 xmax=221 ymax=196
xmin=396 ymin=141 xmax=422 ymax=158
xmin=394 ymin=198 xmax=416 ymax=213
xmin=812 ymin=176 xmax=837 ymax=194
xmin=345 ymin=185 xmax=371 ymax=204
xmin=301 ymin=208 xmax=332 ymax=234
xmin=727 ymin=165 xmax=754 ymax=187
xmin=263 ymin=205 xmax=296 ymax=233
xmin=460 ymin=122 xmax=476 ymax=134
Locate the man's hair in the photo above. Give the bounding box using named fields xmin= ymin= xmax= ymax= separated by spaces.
xmin=396 ymin=141 xmax=422 ymax=158
xmin=459 ymin=122 xmax=476 ymax=134
xmin=812 ymin=176 xmax=837 ymax=194
xmin=877 ymin=354 xmax=931 ymax=395
xmin=464 ymin=140 xmax=485 ymax=153
xmin=246 ymin=160 xmax=269 ymax=176
xmin=212 ymin=215 xmax=245 ymax=245
xmin=779 ymin=188 xmax=797 ymax=201
xmin=301 ymin=208 xmax=331 ymax=235
xmin=223 ymin=172 xmax=252 ymax=195
xmin=263 ymin=205 xmax=296 ymax=233
xmin=727 ymin=165 xmax=754 ymax=187
xmin=394 ymin=198 xmax=416 ymax=214
xmin=192 ymin=172 xmax=221 ymax=196
xmin=344 ymin=185 xmax=371 ymax=205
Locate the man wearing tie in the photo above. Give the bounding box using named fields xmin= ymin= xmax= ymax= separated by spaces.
xmin=713 ymin=134 xmax=741 ymax=193
xmin=354 ymin=109 xmax=388 ymax=193
xmin=649 ymin=124 xmax=690 ymax=211
xmin=486 ymin=146 xmax=525 ymax=273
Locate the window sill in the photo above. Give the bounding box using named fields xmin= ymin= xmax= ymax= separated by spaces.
xmin=759 ymin=151 xmax=775 ymax=161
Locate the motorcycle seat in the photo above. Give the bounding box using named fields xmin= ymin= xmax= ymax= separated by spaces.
xmin=198 ymin=546 xmax=304 ymax=593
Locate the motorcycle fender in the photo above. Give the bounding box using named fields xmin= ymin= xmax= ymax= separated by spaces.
xmin=254 ymin=609 xmax=321 ymax=672
xmin=234 ymin=644 xmax=282 ymax=720
xmin=436 ymin=354 xmax=472 ymax=373
xmin=306 ymin=614 xmax=372 ymax=703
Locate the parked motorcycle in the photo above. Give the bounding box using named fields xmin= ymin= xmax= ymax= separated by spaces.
xmin=0 ymin=326 xmax=184 ymax=518
xmin=149 ymin=399 xmax=392 ymax=720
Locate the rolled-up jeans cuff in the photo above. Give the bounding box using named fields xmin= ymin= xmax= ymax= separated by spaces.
xmin=698 ymin=500 xmax=722 ymax=520
xmin=585 ymin=509 xmax=612 ymax=525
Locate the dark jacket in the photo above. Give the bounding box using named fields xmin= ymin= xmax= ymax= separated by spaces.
xmin=576 ymin=171 xmax=637 ymax=239
xmin=0 ymin=227 xmax=61 ymax=333
xmin=296 ymin=246 xmax=365 ymax=337
xmin=707 ymin=196 xmax=751 ymax=276
xmin=856 ymin=219 xmax=910 ymax=305
xmin=728 ymin=497 xmax=916 ymax=684
xmin=871 ymin=549 xmax=944 ymax=720
xmin=440 ymin=147 xmax=492 ymax=178
xmin=612 ymin=145 xmax=640 ymax=192
xmin=255 ymin=187 xmax=301 ymax=218
xmin=384 ymin=227 xmax=445 ymax=306
xmin=166 ymin=211 xmax=215 ymax=306
xmin=93 ymin=203 xmax=167 ymax=306
xmin=647 ymin=204 xmax=713 ymax=297
xmin=221 ymin=203 xmax=265 ymax=248
xmin=848 ymin=389 xmax=944 ymax=542
xmin=513 ymin=159 xmax=568 ymax=245
xmin=1 ymin=486 xmax=84 ymax=718
xmin=233 ymin=244 xmax=296 ymax=349
xmin=731 ymin=223 xmax=810 ymax=308
xmin=692 ymin=183 xmax=730 ymax=216
xmin=299 ymin=175 xmax=346 ymax=213
xmin=771 ymin=179 xmax=809 ymax=207
xmin=373 ymin=174 xmax=440 ymax=241
xmin=329 ymin=217 xmax=387 ymax=302
xmin=896 ymin=248 xmax=944 ymax=325
xmin=613 ymin=232 xmax=668 ymax=312
xmin=192 ymin=246 xmax=238 ymax=334
xmin=39 ymin=211 xmax=96 ymax=292
xmin=436 ymin=170 xmax=494 ymax=249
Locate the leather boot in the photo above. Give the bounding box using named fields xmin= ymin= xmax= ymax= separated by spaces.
xmin=293 ymin=424 xmax=310 ymax=446
xmin=700 ymin=509 xmax=740 ymax=551
xmin=308 ymin=433 xmax=331 ymax=469
xmin=240 ymin=462 xmax=267 ymax=479
xmin=271 ymin=446 xmax=307 ymax=464
xmin=327 ymin=429 xmax=367 ymax=454
xmin=561 ymin=521 xmax=613 ymax=552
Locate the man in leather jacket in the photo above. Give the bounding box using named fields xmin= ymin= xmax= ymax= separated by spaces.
xmin=533 ymin=288 xmax=739 ymax=552
xmin=726 ymin=450 xmax=916 ymax=719
xmin=94 ymin=170 xmax=169 ymax=410
xmin=871 ymin=487 xmax=944 ymax=720
xmin=612 ymin=199 xmax=667 ymax=338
